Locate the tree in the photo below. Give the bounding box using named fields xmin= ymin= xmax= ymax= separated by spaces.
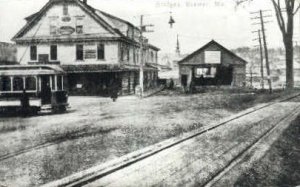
xmin=236 ymin=0 xmax=300 ymax=89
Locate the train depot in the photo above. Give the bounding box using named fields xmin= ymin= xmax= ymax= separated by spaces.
xmin=178 ymin=40 xmax=247 ymax=91
xmin=11 ymin=0 xmax=159 ymax=96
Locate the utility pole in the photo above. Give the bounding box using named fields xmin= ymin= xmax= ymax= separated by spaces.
xmin=259 ymin=10 xmax=272 ymax=93
xmin=139 ymin=15 xmax=144 ymax=98
xmin=251 ymin=9 xmax=272 ymax=92
xmin=258 ymin=30 xmax=264 ymax=89
xmin=138 ymin=15 xmax=154 ymax=98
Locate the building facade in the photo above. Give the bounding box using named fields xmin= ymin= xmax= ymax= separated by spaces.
xmin=12 ymin=0 xmax=159 ymax=96
xmin=178 ymin=40 xmax=247 ymax=89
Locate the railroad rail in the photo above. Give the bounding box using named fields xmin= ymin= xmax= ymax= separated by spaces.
xmin=42 ymin=92 xmax=300 ymax=187
xmin=203 ymin=104 xmax=300 ymax=187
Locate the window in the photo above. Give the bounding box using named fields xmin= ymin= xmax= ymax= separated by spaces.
xmin=63 ymin=3 xmax=68 ymax=16
xmin=76 ymin=44 xmax=84 ymax=60
xmin=51 ymin=75 xmax=55 ymax=90
xmin=30 ymin=46 xmax=37 ymax=61
xmin=97 ymin=44 xmax=105 ymax=60
xmin=127 ymin=48 xmax=130 ymax=61
xmin=151 ymin=51 xmax=154 ymax=62
xmin=196 ymin=67 xmax=217 ymax=78
xmin=50 ymin=45 xmax=57 ymax=60
xmin=13 ymin=77 xmax=24 ymax=91
xmin=25 ymin=77 xmax=36 ymax=90
xmin=133 ymin=49 xmax=136 ymax=64
xmin=120 ymin=45 xmax=124 ymax=61
xmin=57 ymin=76 xmax=63 ymax=91
xmin=0 ymin=77 xmax=11 ymax=91
xmin=76 ymin=25 xmax=83 ymax=34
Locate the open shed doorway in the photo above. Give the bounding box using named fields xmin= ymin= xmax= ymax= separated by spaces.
xmin=193 ymin=66 xmax=233 ymax=86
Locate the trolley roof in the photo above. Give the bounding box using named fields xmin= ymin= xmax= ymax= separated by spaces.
xmin=0 ymin=65 xmax=65 ymax=76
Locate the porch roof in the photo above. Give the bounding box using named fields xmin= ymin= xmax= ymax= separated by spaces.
xmin=61 ymin=64 xmax=158 ymax=74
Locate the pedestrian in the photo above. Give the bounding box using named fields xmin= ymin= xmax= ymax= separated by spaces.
xmin=169 ymin=79 xmax=174 ymax=90
xmin=110 ymin=79 xmax=119 ymax=102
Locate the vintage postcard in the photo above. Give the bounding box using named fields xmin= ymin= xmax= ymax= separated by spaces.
xmin=0 ymin=0 xmax=299 ymax=186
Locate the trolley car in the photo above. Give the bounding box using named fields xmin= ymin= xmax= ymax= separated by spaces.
xmin=0 ymin=65 xmax=69 ymax=114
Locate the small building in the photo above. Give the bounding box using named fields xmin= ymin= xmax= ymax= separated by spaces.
xmin=12 ymin=0 xmax=159 ymax=96
xmin=178 ymin=40 xmax=247 ymax=89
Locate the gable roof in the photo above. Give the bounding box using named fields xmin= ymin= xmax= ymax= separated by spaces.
xmin=12 ymin=0 xmax=120 ymax=41
xmin=178 ymin=40 xmax=248 ymax=65
xmin=12 ymin=0 xmax=160 ymax=51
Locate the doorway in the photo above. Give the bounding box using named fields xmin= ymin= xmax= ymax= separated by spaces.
xmin=181 ymin=75 xmax=188 ymax=87
xmin=41 ymin=76 xmax=52 ymax=104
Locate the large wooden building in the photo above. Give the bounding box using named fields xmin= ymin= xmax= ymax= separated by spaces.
xmin=178 ymin=40 xmax=247 ymax=89
xmin=12 ymin=0 xmax=159 ymax=96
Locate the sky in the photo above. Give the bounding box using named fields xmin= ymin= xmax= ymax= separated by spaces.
xmin=0 ymin=0 xmax=300 ymax=54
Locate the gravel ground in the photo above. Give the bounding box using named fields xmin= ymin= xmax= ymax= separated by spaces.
xmin=234 ymin=114 xmax=300 ymax=187
xmin=0 ymin=90 xmax=289 ymax=186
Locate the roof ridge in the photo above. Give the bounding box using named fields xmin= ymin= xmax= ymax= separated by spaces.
xmin=12 ymin=0 xmax=118 ymax=41
xmin=96 ymin=10 xmax=138 ymax=29
xmin=178 ymin=40 xmax=247 ymax=64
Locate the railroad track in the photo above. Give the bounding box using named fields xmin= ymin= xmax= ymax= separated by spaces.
xmin=43 ymin=93 xmax=300 ymax=187
xmin=1 ymin=93 xmax=298 ymax=164
xmin=202 ymin=104 xmax=300 ymax=187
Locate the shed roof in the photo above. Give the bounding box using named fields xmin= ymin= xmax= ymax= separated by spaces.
xmin=178 ymin=40 xmax=248 ymax=65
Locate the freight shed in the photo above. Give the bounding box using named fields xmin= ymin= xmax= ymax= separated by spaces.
xmin=178 ymin=40 xmax=247 ymax=89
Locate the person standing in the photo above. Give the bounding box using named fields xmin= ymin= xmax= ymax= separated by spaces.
xmin=110 ymin=79 xmax=119 ymax=102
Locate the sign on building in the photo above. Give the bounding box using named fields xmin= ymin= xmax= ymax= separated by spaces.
xmin=205 ymin=51 xmax=221 ymax=64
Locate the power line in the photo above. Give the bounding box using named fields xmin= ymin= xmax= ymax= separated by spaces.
xmin=251 ymin=10 xmax=273 ymax=91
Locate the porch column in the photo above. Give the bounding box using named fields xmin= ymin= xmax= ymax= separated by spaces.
xmin=62 ymin=76 xmax=64 ymax=90
xmin=10 ymin=77 xmax=13 ymax=91
xmin=23 ymin=77 xmax=26 ymax=90
xmin=50 ymin=76 xmax=53 ymax=91
xmin=54 ymin=75 xmax=58 ymax=91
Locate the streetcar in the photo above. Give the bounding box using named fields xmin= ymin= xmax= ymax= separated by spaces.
xmin=0 ymin=65 xmax=69 ymax=114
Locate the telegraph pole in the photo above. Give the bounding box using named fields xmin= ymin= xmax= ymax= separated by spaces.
xmin=139 ymin=15 xmax=144 ymax=98
xmin=138 ymin=15 xmax=154 ymax=98
xmin=251 ymin=9 xmax=272 ymax=92
xmin=259 ymin=10 xmax=272 ymax=93
xmin=258 ymin=30 xmax=264 ymax=89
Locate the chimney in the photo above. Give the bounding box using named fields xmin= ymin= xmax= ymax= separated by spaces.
xmin=83 ymin=0 xmax=87 ymax=4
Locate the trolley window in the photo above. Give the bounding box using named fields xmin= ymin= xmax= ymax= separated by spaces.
xmin=25 ymin=77 xmax=36 ymax=91
xmin=51 ymin=75 xmax=55 ymax=90
xmin=57 ymin=76 xmax=63 ymax=91
xmin=0 ymin=77 xmax=11 ymax=91
xmin=13 ymin=77 xmax=24 ymax=91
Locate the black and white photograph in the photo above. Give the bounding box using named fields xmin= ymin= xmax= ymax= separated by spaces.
xmin=0 ymin=0 xmax=299 ymax=186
